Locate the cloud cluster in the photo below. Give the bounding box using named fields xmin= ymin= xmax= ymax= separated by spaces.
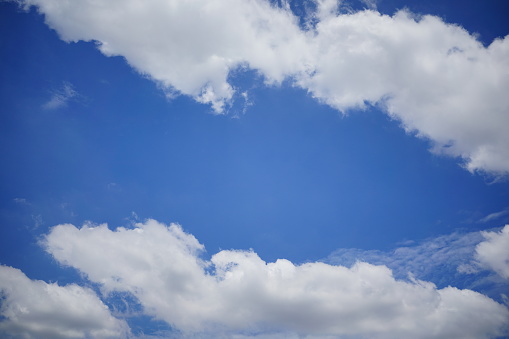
xmin=0 ymin=265 xmax=129 ymax=339
xmin=475 ymin=225 xmax=509 ymax=279
xmin=37 ymin=220 xmax=509 ymax=338
xmin=18 ymin=0 xmax=509 ymax=174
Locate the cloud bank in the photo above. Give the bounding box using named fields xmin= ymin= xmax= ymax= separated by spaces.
xmin=0 ymin=265 xmax=129 ymax=339
xmin=29 ymin=220 xmax=507 ymax=338
xmin=18 ymin=0 xmax=509 ymax=174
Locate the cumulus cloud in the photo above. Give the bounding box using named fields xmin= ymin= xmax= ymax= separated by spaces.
xmin=18 ymin=0 xmax=509 ymax=174
xmin=0 ymin=265 xmax=129 ymax=339
xmin=299 ymin=10 xmax=509 ymax=175
xmin=22 ymin=0 xmax=309 ymax=113
xmin=41 ymin=220 xmax=509 ymax=338
xmin=42 ymin=81 xmax=79 ymax=110
xmin=475 ymin=225 xmax=509 ymax=279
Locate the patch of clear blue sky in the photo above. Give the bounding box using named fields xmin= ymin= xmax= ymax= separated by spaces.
xmin=0 ymin=0 xmax=509 ymax=284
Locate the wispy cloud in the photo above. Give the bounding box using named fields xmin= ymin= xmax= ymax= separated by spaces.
xmin=31 ymin=213 xmax=43 ymax=229
xmin=325 ymin=225 xmax=509 ymax=304
xmin=19 ymin=0 xmax=509 ymax=174
xmin=360 ymin=0 xmax=378 ymax=10
xmin=13 ymin=197 xmax=29 ymax=205
xmin=325 ymin=230 xmax=485 ymax=286
xmin=479 ymin=207 xmax=509 ymax=223
xmin=42 ymin=81 xmax=79 ymax=110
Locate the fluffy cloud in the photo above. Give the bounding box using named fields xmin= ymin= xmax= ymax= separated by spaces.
xmin=21 ymin=0 xmax=309 ymax=113
xmin=0 ymin=265 xmax=129 ymax=339
xmin=42 ymin=220 xmax=509 ymax=338
xmin=298 ymin=10 xmax=509 ymax=175
xmin=18 ymin=0 xmax=509 ymax=174
xmin=475 ymin=225 xmax=509 ymax=279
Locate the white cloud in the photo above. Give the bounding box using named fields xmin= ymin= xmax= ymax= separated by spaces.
xmin=18 ymin=0 xmax=509 ymax=174
xmin=42 ymin=220 xmax=509 ymax=338
xmin=0 ymin=265 xmax=129 ymax=339
xmin=475 ymin=225 xmax=509 ymax=279
xmin=297 ymin=10 xmax=509 ymax=175
xmin=22 ymin=0 xmax=309 ymax=113
xmin=42 ymin=81 xmax=79 ymax=110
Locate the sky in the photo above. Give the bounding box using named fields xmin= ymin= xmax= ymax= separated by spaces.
xmin=1 ymin=0 xmax=509 ymax=338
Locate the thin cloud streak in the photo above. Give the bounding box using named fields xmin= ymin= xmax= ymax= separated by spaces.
xmin=479 ymin=208 xmax=509 ymax=223
xmin=325 ymin=230 xmax=484 ymax=282
xmin=325 ymin=226 xmax=509 ymax=302
xmin=42 ymin=81 xmax=79 ymax=110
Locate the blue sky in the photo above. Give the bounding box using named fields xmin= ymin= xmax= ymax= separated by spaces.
xmin=1 ymin=0 xmax=509 ymax=338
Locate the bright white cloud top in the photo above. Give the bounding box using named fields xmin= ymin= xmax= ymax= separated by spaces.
xmin=0 ymin=266 xmax=129 ymax=339
xmin=18 ymin=0 xmax=509 ymax=174
xmin=475 ymin=225 xmax=509 ymax=279
xmin=34 ymin=220 xmax=508 ymax=338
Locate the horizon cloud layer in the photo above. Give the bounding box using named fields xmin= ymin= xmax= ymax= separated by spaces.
xmin=2 ymin=220 xmax=509 ymax=338
xmin=34 ymin=219 xmax=509 ymax=338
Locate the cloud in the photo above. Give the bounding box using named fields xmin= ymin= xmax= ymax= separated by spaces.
xmin=475 ymin=225 xmax=509 ymax=279
xmin=360 ymin=0 xmax=378 ymax=11
xmin=325 ymin=230 xmax=485 ymax=285
xmin=31 ymin=213 xmax=43 ymax=229
xmin=324 ymin=227 xmax=509 ymax=304
xmin=13 ymin=198 xmax=29 ymax=205
xmin=0 ymin=265 xmax=129 ymax=339
xmin=479 ymin=208 xmax=509 ymax=223
xmin=22 ymin=0 xmax=309 ymax=113
xmin=18 ymin=0 xmax=509 ymax=174
xmin=41 ymin=220 xmax=509 ymax=338
xmin=299 ymin=10 xmax=509 ymax=175
xmin=42 ymin=81 xmax=81 ymax=110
